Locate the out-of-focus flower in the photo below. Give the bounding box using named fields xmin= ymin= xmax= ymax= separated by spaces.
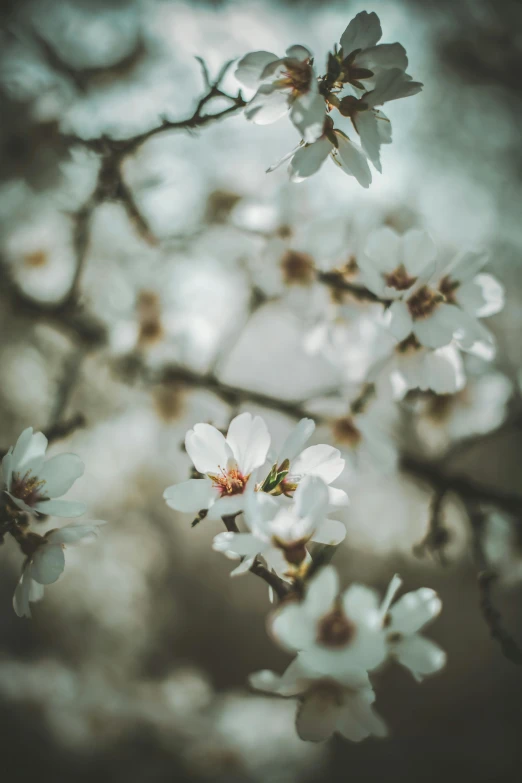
xmin=13 ymin=520 xmax=105 ymax=618
xmin=250 ymin=656 xmax=386 ymax=743
xmin=236 ymin=46 xmax=325 ymax=143
xmin=369 ymin=337 xmax=466 ymax=399
xmin=213 ymin=475 xmax=345 ymax=577
xmin=385 ymin=248 xmax=503 ymax=354
xmin=412 ymin=371 xmax=512 ymax=455
xmin=361 ymin=227 xmax=436 ymax=300
xmin=163 ymin=412 xmax=270 ymax=520
xmin=269 ymin=566 xmax=387 ymax=675
xmin=484 ymin=512 xmax=522 ymax=587
xmin=2 ymin=427 xmax=86 ymax=517
xmin=383 ymin=581 xmax=446 ymax=681
xmin=268 ymin=116 xmax=372 ymax=186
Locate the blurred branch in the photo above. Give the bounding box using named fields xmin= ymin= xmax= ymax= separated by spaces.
xmin=316 ymin=269 xmax=389 ymax=304
xmin=413 ymin=488 xmax=450 ymax=565
xmin=467 ymin=503 xmax=522 ymax=666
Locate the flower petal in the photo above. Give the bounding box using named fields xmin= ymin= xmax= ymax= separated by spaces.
xmin=213 ymin=531 xmax=264 ymax=558
xmin=206 ymin=493 xmax=246 ymax=520
xmin=388 ymin=300 xmax=413 ymax=341
xmin=290 ymin=91 xmax=326 ymax=144
xmin=226 ymin=412 xmax=271 ymax=475
xmin=392 ymin=634 xmax=446 ymax=681
xmin=294 ymin=475 xmax=330 ymax=521
xmin=337 ymin=691 xmax=388 ymax=741
xmin=270 ymin=603 xmax=316 ymax=651
xmin=235 ymin=51 xmax=279 ymax=89
xmin=185 ymin=423 xmax=232 ymax=475
xmin=333 ymin=133 xmax=372 ymax=188
xmin=30 ymin=544 xmax=65 ymax=585
xmin=46 ymin=520 xmax=105 ymax=545
xmin=312 ymin=517 xmax=346 ymax=546
xmin=285 ymin=44 xmax=312 ymax=61
xmin=388 ymin=587 xmax=442 ymax=634
xmin=353 ymin=110 xmax=382 ymax=171
xmin=401 ymin=229 xmax=437 ymax=276
xmin=356 ymin=42 xmax=408 ymax=72
xmin=457 ymin=274 xmax=504 ymax=318
xmin=277 ymin=418 xmax=315 ymax=464
xmin=296 ymin=689 xmax=341 ymax=742
xmin=37 ymin=453 xmax=85 ymax=498
xmin=33 ymin=499 xmax=87 ymax=517
xmin=163 ymin=478 xmax=216 ymax=512
xmin=13 ymin=571 xmax=44 ymax=618
xmin=305 ymin=565 xmax=339 ymax=619
xmin=340 ymin=11 xmax=382 ymax=55
xmin=245 ymin=83 xmax=290 ymax=125
xmin=291 ymin=444 xmax=344 ymax=484
xmin=289 ymin=137 xmax=331 ymax=182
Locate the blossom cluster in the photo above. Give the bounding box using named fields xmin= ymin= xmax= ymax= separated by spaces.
xmin=1 ymin=427 xmax=103 ymax=617
xmin=236 ymin=11 xmax=422 ymax=184
xmin=164 ymin=412 xmax=446 ymax=742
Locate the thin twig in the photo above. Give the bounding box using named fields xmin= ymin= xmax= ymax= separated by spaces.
xmin=414 ymin=488 xmax=450 ymax=565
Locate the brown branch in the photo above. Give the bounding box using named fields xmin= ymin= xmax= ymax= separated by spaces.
xmin=468 ymin=503 xmax=522 ymax=665
xmin=316 ymin=270 xmax=388 ymax=304
xmin=413 ymin=488 xmax=450 ymax=565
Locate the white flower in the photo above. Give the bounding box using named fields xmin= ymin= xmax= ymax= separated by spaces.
xmin=213 ymin=475 xmax=345 ymax=577
xmin=2 ymin=427 xmax=87 ymax=517
xmin=361 ymin=227 xmax=437 ymax=300
xmin=13 ymin=520 xmax=105 ymax=618
xmin=369 ymin=337 xmax=466 ymax=399
xmin=341 ymin=69 xmax=422 ymax=172
xmin=269 ymin=566 xmax=387 ymax=676
xmin=338 ymin=12 xmax=410 ymax=86
xmin=268 ymin=116 xmax=372 ymax=187
xmin=412 ymin=371 xmax=512 ymax=455
xmin=235 ymin=46 xmax=325 ymax=142
xmin=273 ymin=417 xmax=348 ymax=508
xmin=250 ymin=655 xmax=386 ymax=743
xmin=163 ymin=412 xmax=270 ymax=521
xmin=384 ymin=583 xmax=446 ymax=682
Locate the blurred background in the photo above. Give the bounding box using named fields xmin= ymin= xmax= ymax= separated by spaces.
xmin=1 ymin=0 xmax=522 ymax=781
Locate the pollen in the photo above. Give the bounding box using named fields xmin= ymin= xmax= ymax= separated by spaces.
xmin=10 ymin=471 xmax=47 ymax=507
xmin=281 ymin=250 xmax=315 ymax=285
xmin=407 ymin=285 xmax=442 ymax=319
xmin=24 ymin=250 xmax=48 ymax=268
xmin=384 ymin=264 xmax=417 ymax=291
xmin=209 ymin=467 xmax=247 ymax=496
xmin=317 ymin=607 xmax=356 ymax=648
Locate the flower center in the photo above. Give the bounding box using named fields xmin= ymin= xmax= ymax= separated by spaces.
xmin=317 ymin=607 xmax=356 ymax=648
xmin=137 ymin=290 xmax=164 ymax=346
xmin=396 ymin=333 xmax=421 ymax=353
xmin=10 ymin=471 xmax=47 ymax=507
xmin=407 ymin=285 xmax=442 ymax=320
xmin=282 ymin=60 xmax=312 ymax=95
xmin=281 ymin=250 xmax=315 ymax=285
xmin=332 ymin=416 xmax=362 ymax=447
xmin=384 ymin=264 xmax=417 ymax=292
xmin=209 ymin=468 xmax=247 ymax=496
xmin=272 ymin=535 xmax=309 ymax=566
xmin=24 ymin=250 xmax=48 ymax=268
xmin=438 ymin=274 xmax=459 ymax=304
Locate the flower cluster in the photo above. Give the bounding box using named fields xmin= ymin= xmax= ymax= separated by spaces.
xmin=252 ymin=566 xmax=445 ymax=742
xmin=236 ymin=11 xmax=422 ymax=184
xmin=164 ymin=413 xmax=446 ymax=742
xmin=1 ymin=427 xmax=104 ymax=617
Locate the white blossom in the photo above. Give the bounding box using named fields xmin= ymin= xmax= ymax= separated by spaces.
xmin=268 ymin=116 xmax=372 ymax=187
xmin=2 ymin=427 xmax=87 ymax=517
xmin=213 ymin=475 xmax=345 ymax=577
xmin=361 ymin=227 xmax=437 ymax=300
xmin=384 ymin=581 xmax=446 ymax=682
xmin=163 ymin=412 xmax=270 ymax=520
xmin=250 ymin=656 xmax=386 ymax=743
xmin=13 ymin=520 xmax=105 ymax=618
xmin=338 ymin=12 xmax=410 ymax=85
xmin=269 ymin=566 xmax=388 ymax=676
xmin=235 ymin=46 xmax=325 ymax=143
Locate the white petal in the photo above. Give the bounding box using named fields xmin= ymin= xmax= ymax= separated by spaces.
xmin=342 ymin=584 xmax=380 ymax=623
xmin=327 ymin=486 xmax=350 ymax=508
xmin=457 ymin=274 xmax=504 ymax=318
xmin=235 ymin=51 xmax=279 ymax=89
xmin=47 ymin=520 xmax=105 ymax=545
xmin=367 ymin=68 xmax=423 ymax=106
xmin=446 ymin=250 xmax=488 ymax=283
xmin=37 ymin=453 xmax=84 ymax=498
xmin=289 ymin=137 xmax=331 ymax=182
xmin=356 ymin=43 xmax=408 ymax=73
xmin=294 ymin=475 xmax=330 ymax=521
xmin=333 ymin=134 xmax=372 ymax=188
xmin=245 ymin=83 xmax=290 ymax=125
xmin=270 ymin=604 xmax=316 ymax=651
xmin=226 ymin=412 xmax=271 ymax=475
xmin=163 ymin=478 xmax=216 ymax=512
xmin=1 ymin=450 xmax=13 ymax=490
xmin=296 ymin=690 xmax=341 ymax=742
xmin=337 ymin=692 xmax=388 ymax=741
xmin=388 ymin=588 xmax=442 ymax=634
xmin=212 ymin=531 xmax=263 ymax=558
xmin=277 ymin=418 xmax=315 ymax=464
xmin=423 ymin=345 xmax=465 ymax=395
xmin=285 ymin=45 xmax=312 ymax=61
xmin=30 ymin=544 xmax=65 ymax=585
xmin=267 ymin=142 xmax=303 ymax=173
xmin=244 ymin=486 xmax=279 ymax=531
xmin=185 ymin=423 xmax=232 ymax=475
xmin=401 ymin=229 xmax=437 ymax=276
xmin=290 ymin=91 xmax=326 ymax=143
xmin=393 ymin=635 xmax=446 ymax=681
xmin=353 ymin=110 xmax=382 ymax=171
xmin=291 ymin=444 xmax=344 ymax=484
xmin=15 ymin=430 xmax=48 ymax=474
xmin=206 ymin=493 xmax=246 ymax=520
xmin=364 ymin=226 xmax=401 ymax=273
xmin=33 ymin=499 xmax=87 ymax=517
xmin=13 ymin=571 xmax=44 ymax=618
xmin=413 ymin=303 xmax=465 ymax=349
xmin=11 ymin=427 xmax=35 ymax=468
xmin=312 ymin=517 xmax=346 ymax=545
xmin=305 ymin=565 xmax=339 ymax=618
xmin=388 ymin=300 xmax=413 ymax=341
xmin=340 ymin=11 xmax=382 ymax=55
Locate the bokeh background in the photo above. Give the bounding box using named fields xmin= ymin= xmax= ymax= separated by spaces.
xmin=1 ymin=0 xmax=522 ymax=781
